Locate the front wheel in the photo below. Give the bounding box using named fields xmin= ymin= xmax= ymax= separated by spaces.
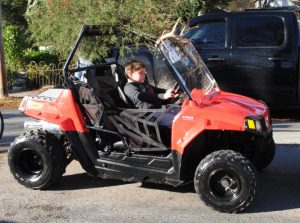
xmin=8 ymin=130 xmax=67 ymax=189
xmin=194 ymin=150 xmax=256 ymax=213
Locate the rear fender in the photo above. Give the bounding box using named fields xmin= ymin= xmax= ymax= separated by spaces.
xmin=19 ymin=89 xmax=88 ymax=133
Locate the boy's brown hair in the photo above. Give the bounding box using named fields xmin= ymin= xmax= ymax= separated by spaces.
xmin=125 ymin=60 xmax=145 ymax=76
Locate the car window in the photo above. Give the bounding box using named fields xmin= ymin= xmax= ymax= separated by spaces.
xmin=184 ymin=20 xmax=226 ymax=49
xmin=237 ymin=16 xmax=285 ymax=47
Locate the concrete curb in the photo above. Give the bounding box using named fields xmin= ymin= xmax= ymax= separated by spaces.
xmin=9 ymin=91 xmax=38 ymax=98
xmin=8 ymin=86 xmax=54 ymax=98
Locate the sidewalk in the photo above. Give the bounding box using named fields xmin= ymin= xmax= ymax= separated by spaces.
xmin=9 ymin=89 xmax=40 ymax=98
xmin=8 ymin=85 xmax=54 ymax=98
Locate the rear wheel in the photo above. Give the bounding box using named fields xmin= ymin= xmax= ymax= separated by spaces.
xmin=194 ymin=150 xmax=256 ymax=213
xmin=8 ymin=130 xmax=67 ymax=189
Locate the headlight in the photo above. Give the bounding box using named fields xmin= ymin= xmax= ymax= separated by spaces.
xmin=245 ymin=116 xmax=266 ymax=133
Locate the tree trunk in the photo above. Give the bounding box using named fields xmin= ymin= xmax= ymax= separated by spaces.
xmin=0 ymin=3 xmax=8 ymax=99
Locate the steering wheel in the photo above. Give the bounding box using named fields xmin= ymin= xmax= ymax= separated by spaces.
xmin=171 ymin=82 xmax=181 ymax=94
xmin=169 ymin=82 xmax=185 ymax=105
xmin=173 ymin=93 xmax=186 ymax=106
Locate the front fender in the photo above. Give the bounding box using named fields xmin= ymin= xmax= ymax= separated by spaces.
xmin=172 ymin=101 xmax=245 ymax=154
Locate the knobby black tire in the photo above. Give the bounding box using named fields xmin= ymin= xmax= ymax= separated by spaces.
xmin=0 ymin=111 xmax=4 ymax=139
xmin=194 ymin=150 xmax=256 ymax=213
xmin=8 ymin=130 xmax=67 ymax=189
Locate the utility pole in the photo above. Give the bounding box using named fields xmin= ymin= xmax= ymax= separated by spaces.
xmin=0 ymin=3 xmax=8 ymax=99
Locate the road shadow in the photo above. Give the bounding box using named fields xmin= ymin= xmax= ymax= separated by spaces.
xmin=50 ymin=172 xmax=194 ymax=193
xmin=50 ymin=173 xmax=133 ymax=191
xmin=1 ymin=112 xmax=23 ymax=120
xmin=272 ymin=109 xmax=300 ymax=121
xmin=248 ymin=172 xmax=300 ymax=213
xmin=248 ymin=143 xmax=300 ymax=213
xmin=0 ymin=220 xmax=19 ymax=223
xmin=273 ymin=129 xmax=300 ymax=132
xmin=0 ymin=136 xmax=16 ymax=148
xmin=22 ymin=143 xmax=300 ymax=213
xmin=135 ymin=143 xmax=300 ymax=213
xmin=140 ymin=181 xmax=194 ymax=193
xmin=272 ymin=122 xmax=300 ymax=132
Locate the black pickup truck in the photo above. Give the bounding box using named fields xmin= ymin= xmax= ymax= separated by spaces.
xmin=184 ymin=8 xmax=300 ymax=109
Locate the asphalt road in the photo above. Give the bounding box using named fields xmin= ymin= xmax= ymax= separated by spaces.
xmin=0 ymin=110 xmax=33 ymax=152
xmin=1 ymin=110 xmax=300 ymax=223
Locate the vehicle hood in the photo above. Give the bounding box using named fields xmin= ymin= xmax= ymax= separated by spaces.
xmin=213 ymin=91 xmax=267 ymax=116
xmin=181 ymin=89 xmax=270 ymax=132
xmin=190 ymin=89 xmax=268 ymax=117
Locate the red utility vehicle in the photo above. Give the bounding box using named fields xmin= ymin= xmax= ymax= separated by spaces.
xmin=8 ymin=25 xmax=275 ymax=213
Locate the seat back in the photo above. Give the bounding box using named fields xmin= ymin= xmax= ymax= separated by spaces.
xmin=111 ymin=64 xmax=134 ymax=107
xmin=86 ymin=72 xmax=118 ymax=109
xmin=74 ymin=81 xmax=104 ymax=126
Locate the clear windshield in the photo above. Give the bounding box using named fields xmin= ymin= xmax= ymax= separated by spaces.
xmin=158 ymin=36 xmax=219 ymax=96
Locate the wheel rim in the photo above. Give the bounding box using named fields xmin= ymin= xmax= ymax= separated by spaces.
xmin=19 ymin=148 xmax=44 ymax=179
xmin=208 ymin=169 xmax=241 ymax=201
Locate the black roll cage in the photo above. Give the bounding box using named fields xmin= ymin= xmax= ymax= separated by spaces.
xmin=63 ymin=24 xmax=193 ymax=100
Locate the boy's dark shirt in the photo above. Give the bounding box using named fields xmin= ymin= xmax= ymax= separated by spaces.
xmin=124 ymin=82 xmax=166 ymax=109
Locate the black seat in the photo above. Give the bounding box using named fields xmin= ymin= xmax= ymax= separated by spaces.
xmin=84 ymin=63 xmax=133 ymax=109
xmin=85 ymin=71 xmax=118 ymax=109
xmin=110 ymin=64 xmax=134 ymax=107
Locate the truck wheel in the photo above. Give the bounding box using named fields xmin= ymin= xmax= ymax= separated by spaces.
xmin=254 ymin=138 xmax=275 ymax=171
xmin=194 ymin=150 xmax=256 ymax=213
xmin=8 ymin=130 xmax=67 ymax=189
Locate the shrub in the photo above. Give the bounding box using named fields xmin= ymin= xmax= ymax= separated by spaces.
xmin=6 ymin=67 xmax=19 ymax=89
xmin=24 ymin=50 xmax=59 ymax=65
xmin=25 ymin=62 xmax=63 ymax=89
xmin=3 ymin=24 xmax=30 ymax=68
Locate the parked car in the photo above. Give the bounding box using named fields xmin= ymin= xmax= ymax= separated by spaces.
xmin=184 ymin=8 xmax=300 ymax=109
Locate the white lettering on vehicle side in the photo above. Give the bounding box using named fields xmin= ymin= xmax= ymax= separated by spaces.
xmin=182 ymin=116 xmax=194 ymax=121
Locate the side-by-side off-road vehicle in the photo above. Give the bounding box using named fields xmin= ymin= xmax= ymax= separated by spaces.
xmin=8 ymin=25 xmax=275 ymax=213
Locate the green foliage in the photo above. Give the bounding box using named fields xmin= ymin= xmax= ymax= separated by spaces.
xmin=1 ymin=0 xmax=28 ymax=26
xmin=3 ymin=25 xmax=30 ymax=68
xmin=26 ymin=61 xmax=51 ymax=81
xmin=200 ymin=0 xmax=232 ymax=12
xmin=6 ymin=67 xmax=19 ymax=89
xmin=27 ymin=0 xmax=233 ymax=60
xmin=25 ymin=61 xmax=62 ymax=89
xmin=173 ymin=0 xmax=202 ymax=20
xmin=227 ymin=0 xmax=254 ymax=11
xmin=24 ymin=49 xmax=59 ymax=65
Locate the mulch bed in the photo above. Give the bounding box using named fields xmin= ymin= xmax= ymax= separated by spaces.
xmin=0 ymin=97 xmax=23 ymax=109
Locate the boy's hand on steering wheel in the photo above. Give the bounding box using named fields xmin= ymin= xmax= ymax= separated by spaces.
xmin=163 ymin=88 xmax=181 ymax=100
xmin=163 ymin=88 xmax=177 ymax=100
